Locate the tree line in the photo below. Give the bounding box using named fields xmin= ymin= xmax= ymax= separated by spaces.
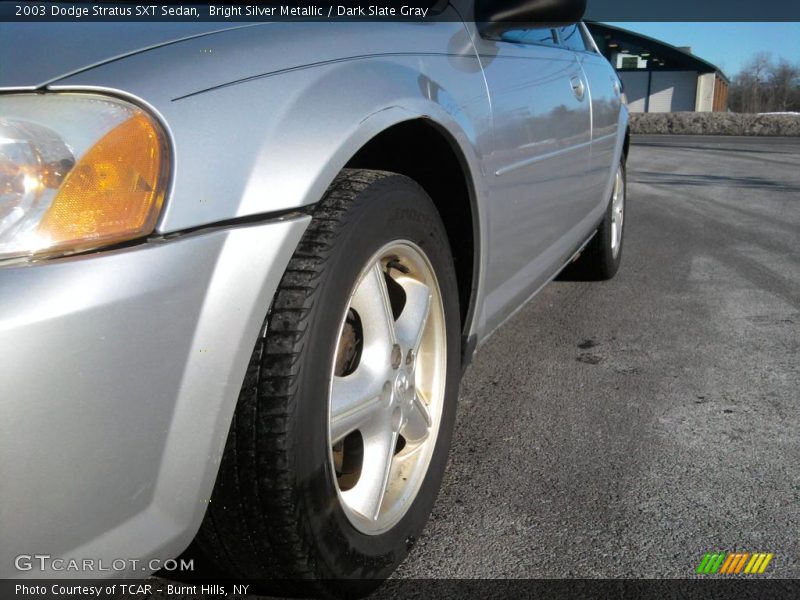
xmin=729 ymin=53 xmax=800 ymax=113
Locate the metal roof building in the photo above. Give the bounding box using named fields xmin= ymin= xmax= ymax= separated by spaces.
xmin=586 ymin=23 xmax=729 ymax=113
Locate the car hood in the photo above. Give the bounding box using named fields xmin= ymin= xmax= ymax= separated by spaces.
xmin=0 ymin=23 xmax=251 ymax=88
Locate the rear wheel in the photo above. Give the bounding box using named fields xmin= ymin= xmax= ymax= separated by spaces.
xmin=195 ymin=169 xmax=460 ymax=596
xmin=561 ymin=161 xmax=626 ymax=281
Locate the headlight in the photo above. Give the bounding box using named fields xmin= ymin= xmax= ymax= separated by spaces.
xmin=0 ymin=93 xmax=168 ymax=261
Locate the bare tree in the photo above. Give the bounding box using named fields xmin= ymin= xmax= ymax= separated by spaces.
xmin=730 ymin=53 xmax=800 ymax=113
xmin=770 ymin=59 xmax=800 ymax=112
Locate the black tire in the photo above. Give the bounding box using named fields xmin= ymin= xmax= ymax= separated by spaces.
xmin=194 ymin=169 xmax=461 ymax=597
xmin=560 ymin=161 xmax=626 ymax=281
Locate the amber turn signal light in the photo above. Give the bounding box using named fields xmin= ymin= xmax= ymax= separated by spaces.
xmin=37 ymin=112 xmax=167 ymax=252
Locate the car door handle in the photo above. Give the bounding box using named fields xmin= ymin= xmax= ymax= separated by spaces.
xmin=570 ymin=77 xmax=586 ymax=101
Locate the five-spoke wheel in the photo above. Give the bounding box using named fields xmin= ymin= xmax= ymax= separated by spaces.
xmin=329 ymin=242 xmax=446 ymax=533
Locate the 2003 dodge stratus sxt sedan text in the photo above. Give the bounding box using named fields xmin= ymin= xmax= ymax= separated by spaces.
xmin=0 ymin=0 xmax=629 ymax=592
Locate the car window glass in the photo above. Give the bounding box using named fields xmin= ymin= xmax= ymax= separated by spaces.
xmin=557 ymin=24 xmax=589 ymax=51
xmin=499 ymin=28 xmax=558 ymax=46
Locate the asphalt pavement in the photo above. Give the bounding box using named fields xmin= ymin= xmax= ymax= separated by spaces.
xmin=388 ymin=135 xmax=800 ymax=579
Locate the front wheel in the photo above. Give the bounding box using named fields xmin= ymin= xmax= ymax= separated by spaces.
xmin=195 ymin=169 xmax=461 ymax=596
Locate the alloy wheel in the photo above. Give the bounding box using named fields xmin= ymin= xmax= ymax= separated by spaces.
xmin=328 ymin=241 xmax=447 ymax=534
xmin=610 ymin=165 xmax=625 ymax=258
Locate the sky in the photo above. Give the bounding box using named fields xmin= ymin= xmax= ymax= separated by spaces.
xmin=604 ymin=23 xmax=800 ymax=78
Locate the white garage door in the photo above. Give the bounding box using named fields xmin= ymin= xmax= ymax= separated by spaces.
xmin=618 ymin=71 xmax=649 ymax=113
xmin=648 ymin=71 xmax=698 ymax=112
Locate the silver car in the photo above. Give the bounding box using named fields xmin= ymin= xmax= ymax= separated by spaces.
xmin=0 ymin=0 xmax=628 ymax=588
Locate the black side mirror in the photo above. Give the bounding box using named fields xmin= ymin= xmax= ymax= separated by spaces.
xmin=474 ymin=0 xmax=587 ymax=37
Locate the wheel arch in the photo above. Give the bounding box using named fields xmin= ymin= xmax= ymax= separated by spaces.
xmin=344 ymin=118 xmax=480 ymax=366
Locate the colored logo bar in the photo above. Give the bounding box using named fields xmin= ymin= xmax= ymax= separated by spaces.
xmin=696 ymin=552 xmax=773 ymax=574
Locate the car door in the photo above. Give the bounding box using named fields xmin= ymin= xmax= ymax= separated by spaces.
xmin=469 ymin=25 xmax=593 ymax=333
xmin=565 ymin=23 xmax=624 ymax=205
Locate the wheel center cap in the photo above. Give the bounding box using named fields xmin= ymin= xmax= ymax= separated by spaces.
xmin=392 ymin=372 xmax=414 ymax=406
